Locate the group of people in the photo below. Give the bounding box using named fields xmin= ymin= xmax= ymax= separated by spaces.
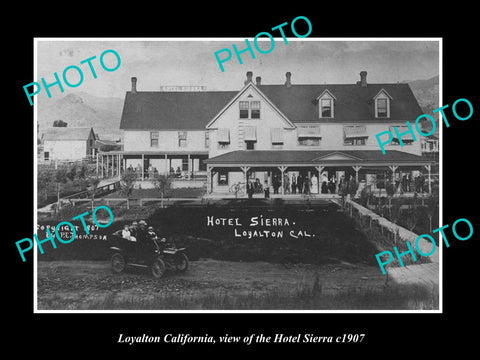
xmin=246 ymin=173 xmax=342 ymax=198
xmin=400 ymin=173 xmax=426 ymax=193
xmin=126 ymin=164 xmax=189 ymax=179
xmin=121 ymin=220 xmax=158 ymax=244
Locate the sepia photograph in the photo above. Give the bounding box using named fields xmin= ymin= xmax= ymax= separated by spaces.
xmin=34 ymin=38 xmax=441 ymax=312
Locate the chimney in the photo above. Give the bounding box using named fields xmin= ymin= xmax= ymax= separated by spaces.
xmin=285 ymin=72 xmax=292 ymax=88
xmin=131 ymin=77 xmax=137 ymax=93
xmin=359 ymin=71 xmax=367 ymax=87
xmin=256 ymin=76 xmax=261 ymax=86
xmin=244 ymin=71 xmax=253 ymax=85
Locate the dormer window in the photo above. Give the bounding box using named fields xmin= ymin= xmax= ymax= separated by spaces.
xmin=321 ymin=99 xmax=332 ymax=117
xmin=316 ymin=89 xmax=336 ymax=118
xmin=374 ymin=89 xmax=392 ymax=118
xmin=377 ymin=99 xmax=388 ymax=117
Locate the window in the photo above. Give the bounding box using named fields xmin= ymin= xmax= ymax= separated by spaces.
xmin=321 ymin=99 xmax=332 ymax=117
xmin=204 ymin=131 xmax=209 ymax=148
xmin=178 ymin=131 xmax=187 ymax=147
xmin=218 ymin=169 xmax=229 ymax=185
xmin=297 ymin=125 xmax=321 ymax=146
xmin=392 ymin=138 xmax=414 ymax=145
xmin=377 ymin=98 xmax=388 ymax=117
xmin=217 ymin=128 xmax=230 ymax=149
xmin=245 ymin=141 xmax=255 ymax=150
xmin=150 ymin=131 xmax=159 ymax=147
xmin=218 ymin=143 xmax=230 ymax=150
xmin=251 ymin=101 xmax=261 ymax=118
xmin=298 ymin=138 xmax=320 ymax=146
xmin=271 ymin=128 xmax=283 ymax=149
xmin=182 ymin=157 xmax=189 ymax=171
xmin=44 ymin=151 xmax=49 ymax=161
xmin=239 ymin=100 xmax=260 ymax=119
xmin=343 ymin=126 xmax=368 ymax=145
xmin=239 ymin=101 xmax=249 ymax=119
xmin=344 ymin=138 xmax=366 ymax=145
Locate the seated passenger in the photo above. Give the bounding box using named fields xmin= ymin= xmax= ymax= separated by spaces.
xmin=122 ymin=224 xmax=136 ymax=242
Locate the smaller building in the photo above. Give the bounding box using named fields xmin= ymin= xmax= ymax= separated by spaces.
xmin=41 ymin=127 xmax=97 ymax=162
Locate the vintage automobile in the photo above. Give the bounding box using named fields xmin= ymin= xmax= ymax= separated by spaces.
xmin=109 ymin=229 xmax=189 ymax=278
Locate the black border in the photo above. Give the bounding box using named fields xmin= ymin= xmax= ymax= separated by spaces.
xmin=7 ymin=6 xmax=479 ymax=354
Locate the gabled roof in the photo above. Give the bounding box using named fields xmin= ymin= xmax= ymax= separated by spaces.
xmin=206 ymin=82 xmax=295 ymax=129
xmin=119 ymin=82 xmax=424 ymax=130
xmin=120 ymin=91 xmax=237 ymax=130
xmin=42 ymin=127 xmax=95 ymax=141
xmin=257 ymin=83 xmax=422 ymax=123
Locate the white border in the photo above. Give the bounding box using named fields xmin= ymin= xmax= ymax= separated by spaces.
xmin=33 ymin=37 xmax=443 ymax=314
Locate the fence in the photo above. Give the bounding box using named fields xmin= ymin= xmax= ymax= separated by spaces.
xmin=65 ymin=197 xmax=204 ymax=208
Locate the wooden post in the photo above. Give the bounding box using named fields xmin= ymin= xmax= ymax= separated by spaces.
xmin=424 ymin=164 xmax=432 ymax=193
xmin=241 ymin=166 xmax=251 ymax=197
xmin=141 ymin=154 xmax=145 ymax=181
xmin=388 ymin=165 xmax=398 ymax=182
xmin=187 ymin=154 xmax=191 ymax=179
xmin=96 ymin=152 xmax=99 ymax=175
xmin=278 ymin=166 xmax=286 ymax=195
xmin=315 ymin=166 xmax=324 ymax=194
xmin=164 ymin=154 xmax=168 ymax=175
xmin=101 ymin=154 xmax=104 ymax=178
xmin=353 ymin=165 xmax=362 ymax=183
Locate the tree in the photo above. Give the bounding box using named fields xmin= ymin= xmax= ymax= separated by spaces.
xmin=119 ymin=168 xmax=137 ymax=209
xmin=152 ymin=174 xmax=172 ymax=208
xmin=54 ymin=166 xmax=68 ymax=212
xmin=53 ymin=119 xmax=68 ymax=127
xmin=37 ymin=166 xmax=55 ymax=205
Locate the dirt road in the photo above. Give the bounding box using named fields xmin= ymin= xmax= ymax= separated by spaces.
xmin=37 ymin=259 xmax=388 ymax=310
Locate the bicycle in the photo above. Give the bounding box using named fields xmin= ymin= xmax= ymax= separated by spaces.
xmin=229 ymin=182 xmax=246 ymax=198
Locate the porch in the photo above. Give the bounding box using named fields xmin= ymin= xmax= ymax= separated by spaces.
xmin=204 ymin=150 xmax=436 ymax=198
xmin=96 ymin=150 xmax=209 ymax=182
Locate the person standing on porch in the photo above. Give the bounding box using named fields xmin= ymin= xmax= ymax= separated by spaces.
xmin=311 ymin=174 xmax=318 ymax=194
xmin=304 ymin=176 xmax=311 ymax=195
xmin=297 ymin=174 xmax=304 ymax=195
xmin=291 ymin=174 xmax=297 ymax=194
xmin=264 ymin=180 xmax=270 ymax=198
xmin=247 ymin=180 xmax=254 ymax=199
xmin=284 ymin=173 xmax=290 ymax=194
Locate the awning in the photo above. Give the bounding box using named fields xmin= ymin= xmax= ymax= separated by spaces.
xmin=218 ymin=128 xmax=230 ymax=143
xmin=390 ymin=126 xmax=414 ymax=140
xmin=271 ymin=128 xmax=284 ymax=143
xmin=344 ymin=125 xmax=368 ymax=139
xmin=297 ymin=125 xmax=321 ymax=138
xmin=244 ymin=126 xmax=257 ymax=141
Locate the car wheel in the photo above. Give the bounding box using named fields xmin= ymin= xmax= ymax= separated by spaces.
xmin=151 ymin=258 xmax=166 ymax=278
xmin=174 ymin=253 xmax=189 ymax=273
xmin=111 ymin=253 xmax=126 ymax=273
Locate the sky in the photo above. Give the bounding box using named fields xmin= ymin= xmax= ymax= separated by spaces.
xmin=35 ymin=38 xmax=440 ymax=100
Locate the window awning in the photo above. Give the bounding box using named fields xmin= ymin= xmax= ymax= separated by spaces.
xmin=389 ymin=126 xmax=414 ymax=140
xmin=270 ymin=128 xmax=283 ymax=143
xmin=344 ymin=126 xmax=368 ymax=139
xmin=244 ymin=126 xmax=257 ymax=141
xmin=218 ymin=128 xmax=230 ymax=143
xmin=297 ymin=125 xmax=321 ymax=138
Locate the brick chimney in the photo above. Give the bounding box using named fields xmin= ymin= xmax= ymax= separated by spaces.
xmin=131 ymin=77 xmax=137 ymax=93
xmin=360 ymin=71 xmax=367 ymax=87
xmin=256 ymin=76 xmax=261 ymax=86
xmin=285 ymin=72 xmax=292 ymax=88
xmin=244 ymin=71 xmax=253 ymax=85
